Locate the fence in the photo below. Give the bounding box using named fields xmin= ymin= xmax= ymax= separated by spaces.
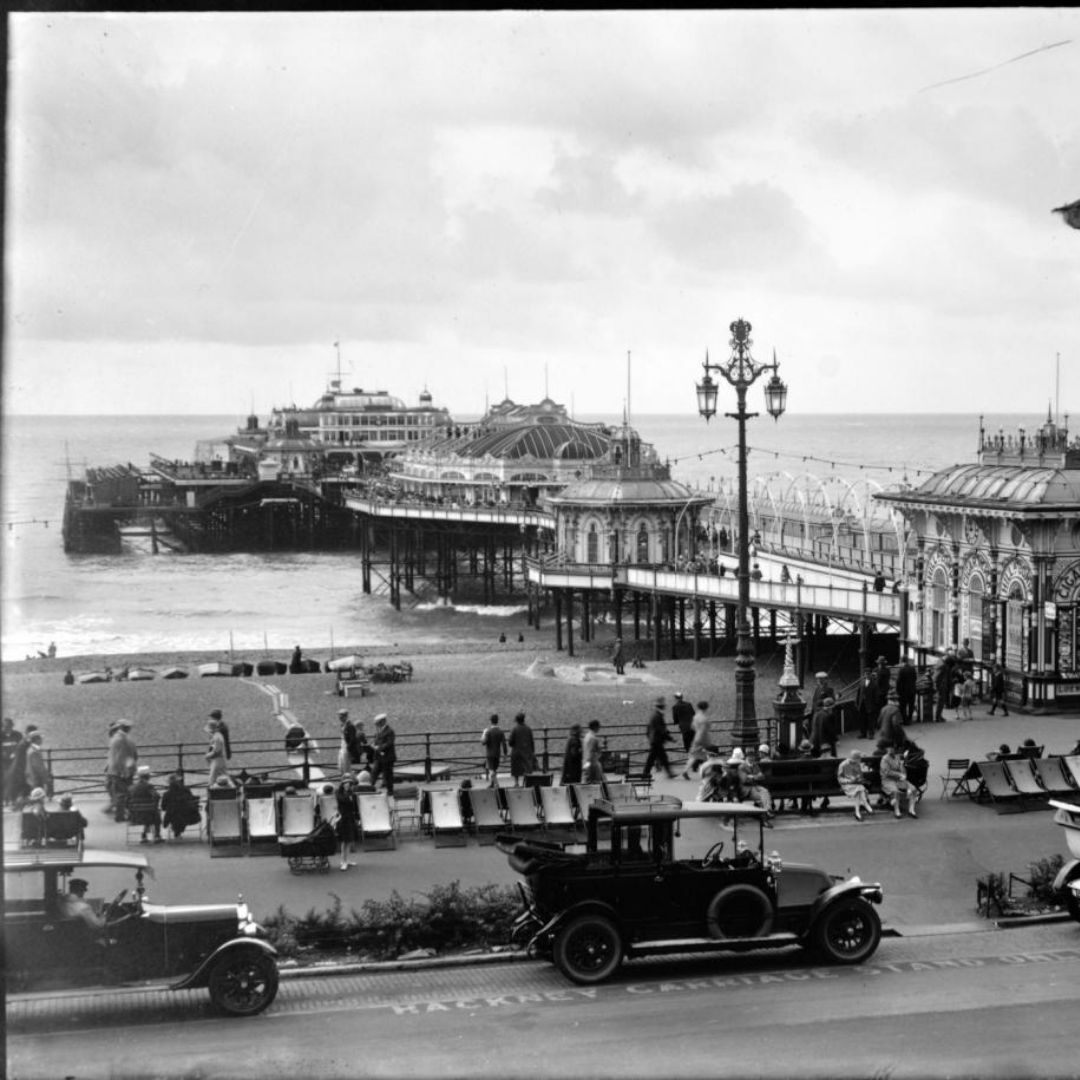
xmin=36 ymin=716 xmax=781 ymax=799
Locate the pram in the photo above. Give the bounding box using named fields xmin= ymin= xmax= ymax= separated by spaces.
xmin=278 ymin=820 xmax=336 ymax=874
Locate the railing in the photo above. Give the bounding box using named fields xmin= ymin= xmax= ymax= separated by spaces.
xmin=343 ymin=494 xmax=553 ymax=530
xmin=36 ymin=718 xmax=781 ymax=798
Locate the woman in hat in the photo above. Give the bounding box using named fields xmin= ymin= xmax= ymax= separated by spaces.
xmin=23 ymin=787 xmax=49 ymax=845
xmin=561 ymin=724 xmax=583 ymax=786
xmin=24 ymin=731 xmax=52 ymax=800
xmin=880 ymin=742 xmax=918 ymax=820
xmin=4 ymin=722 xmax=34 ymax=809
xmin=334 ymin=777 xmax=361 ymax=872
xmin=161 ymin=773 xmax=201 ymax=840
xmin=837 ymin=749 xmax=875 ymax=822
xmin=205 ymin=719 xmax=231 ymax=788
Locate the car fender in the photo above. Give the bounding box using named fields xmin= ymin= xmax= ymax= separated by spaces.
xmin=528 ymin=901 xmax=622 ymax=956
xmin=805 ymin=881 xmax=884 ymax=931
xmin=170 ymin=937 xmax=278 ymax=991
xmin=1052 ymin=857 xmax=1080 ymax=893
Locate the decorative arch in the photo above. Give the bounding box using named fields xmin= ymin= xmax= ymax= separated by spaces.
xmin=999 ymin=556 xmax=1033 ymax=601
xmin=1053 ymin=559 xmax=1080 ymax=603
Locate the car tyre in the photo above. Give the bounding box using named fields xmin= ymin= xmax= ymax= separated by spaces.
xmin=554 ymin=914 xmax=623 ymax=985
xmin=1062 ymin=867 xmax=1080 ymax=923
xmin=809 ymin=897 xmax=881 ymax=964
xmin=207 ymin=948 xmax=280 ymax=1016
xmin=706 ymin=884 xmax=774 ymax=940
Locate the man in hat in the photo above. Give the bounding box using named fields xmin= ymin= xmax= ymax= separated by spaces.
xmin=875 ymin=656 xmax=892 ymax=700
xmin=371 ymin=714 xmax=396 ymax=796
xmin=208 ymin=709 xmax=231 ymax=759
xmin=807 ymin=672 xmax=835 ymax=737
xmin=642 ymin=696 xmax=674 ymax=780
xmin=105 ymin=721 xmax=138 ymax=821
xmin=205 ymin=717 xmax=231 ymax=788
xmin=60 ymin=877 xmax=106 ymax=930
xmin=810 ymin=696 xmax=839 ymax=758
xmin=128 ymin=764 xmax=163 ymax=843
xmin=338 ymin=708 xmax=362 ymax=766
xmin=671 ymin=691 xmax=695 ymax=751
xmin=875 ymin=689 xmax=907 ymax=753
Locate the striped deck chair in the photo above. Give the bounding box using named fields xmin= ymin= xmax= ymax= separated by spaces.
xmin=207 ymin=786 xmax=243 ymax=857
xmin=358 ymin=792 xmax=396 ymax=851
xmin=569 ymin=783 xmax=605 ymax=823
xmin=505 ymin=787 xmax=542 ymax=832
xmin=1004 ymin=758 xmax=1050 ymax=808
xmin=539 ymin=786 xmax=576 ymax=838
xmin=467 ymin=787 xmax=505 ymax=845
xmin=1035 ymin=757 xmax=1075 ymax=797
xmin=976 ymin=760 xmax=1027 ymax=813
xmin=244 ymin=785 xmax=279 ymax=855
xmin=429 ymin=788 xmax=468 ymax=848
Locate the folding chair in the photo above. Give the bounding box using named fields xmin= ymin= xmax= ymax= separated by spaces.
xmin=1004 ymin=758 xmax=1051 ymax=808
xmin=467 ymin=787 xmax=506 ymax=845
xmin=939 ymin=758 xmax=974 ymax=801
xmin=429 ymin=788 xmax=468 ymax=848
xmin=244 ymin=784 xmax=279 ymax=855
xmin=358 ymin=792 xmax=396 ymax=851
xmin=279 ymin=789 xmax=317 ymax=838
xmin=126 ymin=794 xmax=164 ymax=845
xmin=20 ymin=812 xmax=47 ymax=848
xmin=505 ymin=787 xmax=542 ymax=832
xmin=44 ymin=810 xmax=85 ymax=850
xmin=539 ymin=786 xmax=576 ymax=838
xmin=392 ymin=786 xmax=422 ymax=836
xmin=207 ymin=786 xmax=244 ymax=856
xmin=569 ymin=783 xmax=604 ymax=823
xmin=603 ymin=781 xmax=637 ymax=802
xmin=1035 ymin=757 xmax=1074 ymax=797
xmin=976 ymin=760 xmax=1027 ymax=813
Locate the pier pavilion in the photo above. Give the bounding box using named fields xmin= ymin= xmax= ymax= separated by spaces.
xmin=876 ymin=412 xmax=1080 ymax=713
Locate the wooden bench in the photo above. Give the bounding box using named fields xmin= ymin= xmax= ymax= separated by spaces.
xmin=761 ymin=756 xmax=884 ymax=813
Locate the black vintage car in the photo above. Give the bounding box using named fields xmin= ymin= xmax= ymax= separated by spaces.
xmin=499 ymin=798 xmax=884 ymax=985
xmin=4 ymin=848 xmax=279 ymax=1016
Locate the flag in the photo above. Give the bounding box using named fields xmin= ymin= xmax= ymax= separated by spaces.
xmin=1052 ymin=199 xmax=1080 ymax=230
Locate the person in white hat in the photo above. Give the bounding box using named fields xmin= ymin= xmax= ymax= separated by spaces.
xmin=838 ymin=748 xmax=875 ymax=822
xmin=105 ymin=721 xmax=138 ymax=821
xmin=128 ymin=764 xmax=163 ymax=843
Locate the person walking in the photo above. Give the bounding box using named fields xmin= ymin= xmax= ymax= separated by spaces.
xmin=208 ymin=709 xmax=231 ymax=759
xmin=611 ymin=637 xmax=625 ymax=676
xmin=680 ymin=701 xmax=712 ymax=779
xmin=874 ymin=656 xmax=891 ymax=700
xmin=371 ymin=714 xmax=396 ymax=796
xmin=205 ymin=718 xmax=231 ymax=787
xmin=507 ymin=712 xmax=537 ymax=786
xmin=671 ymin=691 xmax=695 ymax=752
xmin=561 ymin=724 xmax=583 ymax=785
xmin=24 ymin=731 xmax=52 ymax=800
xmin=642 ymin=697 xmax=675 ymax=780
xmin=810 ymin=698 xmax=839 ymax=758
xmin=895 ymin=657 xmax=917 ymax=724
xmin=582 ymin=720 xmax=605 ymax=783
xmin=334 ymin=777 xmax=361 ymax=872
xmin=338 ymin=709 xmax=362 ymax=767
xmin=988 ymin=663 xmax=1010 ymax=716
xmin=480 ymin=714 xmax=508 ymax=786
xmin=875 ymin=690 xmax=907 ymax=753
xmin=854 ymin=667 xmax=880 ymax=739
xmin=957 ymin=668 xmax=975 ymax=722
xmin=105 ymin=720 xmax=138 ymax=821
xmin=933 ymin=659 xmax=951 ymax=722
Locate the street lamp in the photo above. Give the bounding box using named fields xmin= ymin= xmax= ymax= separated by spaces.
xmin=696 ymin=318 xmax=787 ymax=747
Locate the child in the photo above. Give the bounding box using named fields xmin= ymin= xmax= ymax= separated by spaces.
xmin=957 ymin=670 xmax=975 ymax=722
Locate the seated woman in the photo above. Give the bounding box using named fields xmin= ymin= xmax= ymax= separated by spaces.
xmin=880 ymin=743 xmax=918 ymax=819
xmin=837 ymin=749 xmax=875 ymax=822
xmin=161 ymin=773 xmax=201 ymax=840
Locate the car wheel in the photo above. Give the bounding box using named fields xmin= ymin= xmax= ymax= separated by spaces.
xmin=810 ymin=897 xmax=881 ymax=964
xmin=207 ymin=949 xmax=280 ymax=1016
xmin=1062 ymin=868 xmax=1080 ymax=923
xmin=554 ymin=914 xmax=623 ymax=985
xmin=706 ymin=884 xmax=774 ymax=940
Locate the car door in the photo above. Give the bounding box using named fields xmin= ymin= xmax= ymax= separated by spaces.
xmin=613 ymin=823 xmax=700 ymax=937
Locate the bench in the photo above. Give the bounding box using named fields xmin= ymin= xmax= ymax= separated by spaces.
xmin=761 ymin=756 xmax=884 ymax=813
xmin=338 ymin=676 xmax=372 ymax=698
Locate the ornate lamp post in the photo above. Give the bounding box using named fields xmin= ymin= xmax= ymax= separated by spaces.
xmin=696 ymin=318 xmax=787 ymax=747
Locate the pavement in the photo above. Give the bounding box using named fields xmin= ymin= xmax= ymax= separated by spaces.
xmin=5 ymin=698 xmax=1080 ymax=970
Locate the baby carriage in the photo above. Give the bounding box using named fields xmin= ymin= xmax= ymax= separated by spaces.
xmin=278 ymin=819 xmax=336 ymax=875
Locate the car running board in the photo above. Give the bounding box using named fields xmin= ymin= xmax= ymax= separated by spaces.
xmin=626 ymin=932 xmax=800 ymax=957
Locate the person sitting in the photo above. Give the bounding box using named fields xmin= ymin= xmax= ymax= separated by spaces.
xmin=60 ymin=878 xmax=106 ymax=930
xmin=354 ymin=767 xmax=376 ymax=793
xmin=21 ymin=787 xmax=49 ymax=846
xmin=837 ymin=749 xmax=875 ymax=822
xmin=161 ymin=773 xmax=201 ymax=840
xmin=880 ymin=743 xmax=918 ymax=819
xmin=127 ymin=765 xmax=163 ymax=843
xmin=50 ymin=793 xmax=88 ymax=845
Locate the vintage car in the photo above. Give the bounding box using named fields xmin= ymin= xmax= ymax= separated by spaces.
xmin=4 ymin=848 xmax=279 ymax=1016
xmin=498 ymin=798 xmax=884 ymax=985
xmin=1050 ymin=799 xmax=1080 ymax=922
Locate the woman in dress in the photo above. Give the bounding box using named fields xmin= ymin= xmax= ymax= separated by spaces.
xmin=880 ymin=742 xmax=917 ymax=819
xmin=561 ymin=724 xmax=583 ymax=785
xmin=334 ymin=778 xmax=361 ymax=872
xmin=837 ymin=749 xmax=875 ymax=822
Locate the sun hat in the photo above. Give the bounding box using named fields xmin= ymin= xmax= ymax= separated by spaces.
xmin=338 ymin=709 xmax=349 ymax=717
xmin=758 ymin=744 xmax=770 ymax=754
xmin=137 ymin=764 xmax=151 ymax=777
xmin=28 ymin=787 xmax=47 ymax=801
xmin=374 ymin=713 xmax=388 ymax=724
xmin=117 ymin=720 xmax=132 ymax=730
xmin=730 ymin=748 xmax=745 ymax=761
xmin=674 ymin=691 xmax=683 ymax=699
xmin=815 ymin=671 xmax=827 ymax=679
xmin=209 ymin=709 xmax=223 ymax=720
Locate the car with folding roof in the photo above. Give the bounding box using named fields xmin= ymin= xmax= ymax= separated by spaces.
xmin=498 ymin=798 xmax=884 ymax=984
xmin=4 ymin=848 xmax=278 ymax=1015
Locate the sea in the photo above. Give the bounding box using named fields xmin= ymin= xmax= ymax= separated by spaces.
xmin=0 ymin=411 xmax=1043 ymax=663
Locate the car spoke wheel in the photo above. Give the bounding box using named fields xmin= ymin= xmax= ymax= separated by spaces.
xmin=811 ymin=897 xmax=881 ymax=964
xmin=554 ymin=915 xmax=622 ymax=985
xmin=208 ymin=950 xmax=279 ymax=1016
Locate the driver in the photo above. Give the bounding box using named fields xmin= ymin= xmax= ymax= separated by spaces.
xmin=60 ymin=878 xmax=106 ymax=930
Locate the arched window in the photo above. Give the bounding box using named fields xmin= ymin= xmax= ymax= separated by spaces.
xmin=1006 ymin=580 xmax=1026 ymax=671
xmin=636 ymin=524 xmax=650 ymax=564
xmin=966 ymin=571 xmax=985 ymax=660
xmin=931 ymin=567 xmax=949 ymax=650
xmin=586 ymin=523 xmax=599 ymax=564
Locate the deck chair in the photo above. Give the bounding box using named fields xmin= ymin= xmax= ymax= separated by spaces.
xmin=603 ymin=781 xmax=637 ymax=802
xmin=939 ymin=758 xmax=974 ymax=800
xmin=279 ymin=790 xmax=317 ymax=837
xmin=569 ymin=783 xmax=604 ymax=822
xmin=1018 ymin=744 xmax=1044 ymax=760
xmin=207 ymin=786 xmax=244 ymax=856
xmin=316 ymin=789 xmax=339 ymax=827
xmin=539 ymin=786 xmax=576 ymax=837
xmin=504 ymin=787 xmax=542 ymax=832
xmin=429 ymin=788 xmax=468 ymax=848
xmin=392 ymin=786 xmax=422 ymax=836
xmin=1005 ymin=758 xmax=1051 ymax=807
xmin=1035 ymin=757 xmax=1075 ymax=797
xmin=1061 ymin=755 xmax=1080 ymax=790
xmin=976 ymin=760 xmax=1028 ymax=813
xmin=358 ymin=792 xmax=396 ymax=851
xmin=467 ymin=787 xmax=505 ymax=845
xmin=244 ymin=784 xmax=279 ymax=855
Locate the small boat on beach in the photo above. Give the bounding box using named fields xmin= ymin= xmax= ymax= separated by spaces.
xmin=326 ymin=654 xmax=364 ymax=672
xmin=77 ymin=671 xmax=110 ymax=684
xmin=199 ymin=662 xmax=239 ymax=678
xmin=127 ymin=668 xmax=156 ymax=681
xmin=256 ymin=659 xmax=287 ymax=676
xmin=161 ymin=666 xmax=189 ymax=679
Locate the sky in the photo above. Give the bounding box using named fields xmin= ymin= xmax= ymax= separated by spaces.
xmin=4 ymin=9 xmax=1079 ymax=418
